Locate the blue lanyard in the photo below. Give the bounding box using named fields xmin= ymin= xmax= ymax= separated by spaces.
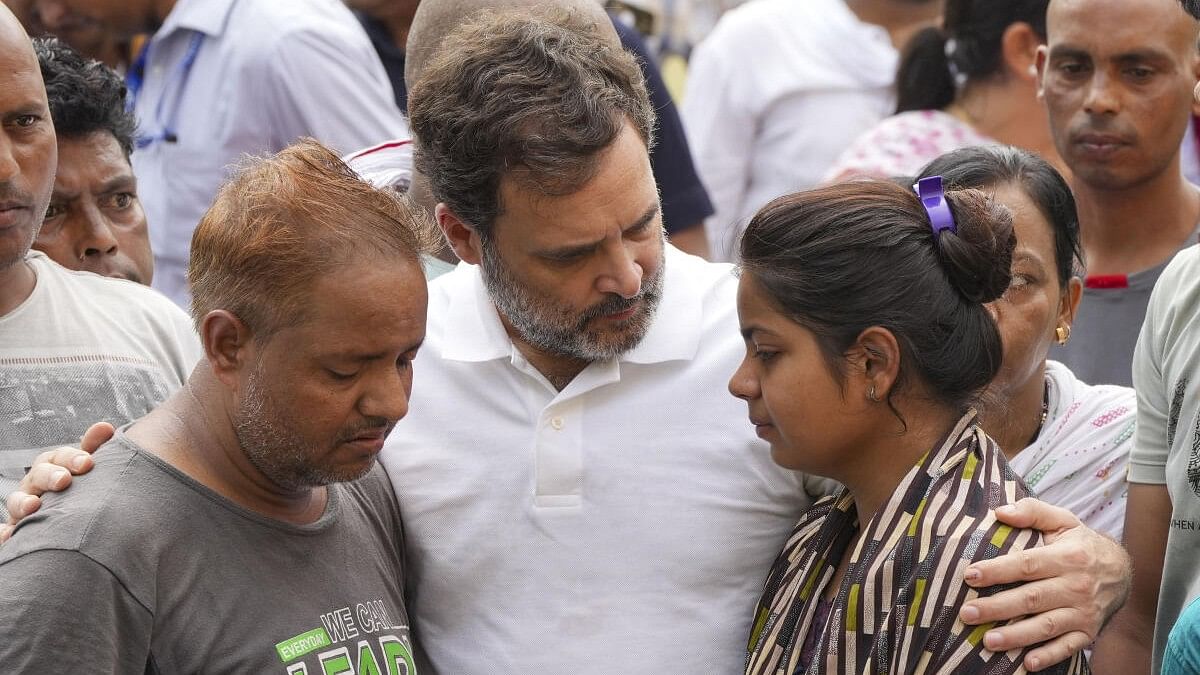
xmin=126 ymin=31 xmax=205 ymax=149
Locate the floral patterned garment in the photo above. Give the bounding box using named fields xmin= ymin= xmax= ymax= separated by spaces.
xmin=823 ymin=110 xmax=995 ymax=184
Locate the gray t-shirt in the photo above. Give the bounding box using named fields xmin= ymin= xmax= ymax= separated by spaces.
xmin=0 ymin=252 xmax=202 ymax=518
xmin=1052 ymin=260 xmax=1169 ymax=387
xmin=1054 ymin=227 xmax=1200 ymax=387
xmin=0 ymin=433 xmax=417 ymax=673
xmin=1130 ymin=244 xmax=1200 ymax=673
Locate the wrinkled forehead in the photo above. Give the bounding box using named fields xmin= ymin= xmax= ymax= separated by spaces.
xmin=1048 ymin=0 xmax=1199 ymax=55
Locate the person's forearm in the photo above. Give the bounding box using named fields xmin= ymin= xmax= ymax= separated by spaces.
xmin=1091 ymin=611 xmax=1153 ymax=675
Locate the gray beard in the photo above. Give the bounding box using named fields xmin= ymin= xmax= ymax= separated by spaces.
xmin=478 ymin=238 xmax=666 ymax=362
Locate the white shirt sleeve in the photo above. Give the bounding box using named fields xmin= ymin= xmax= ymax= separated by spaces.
xmin=261 ymin=22 xmax=408 ymax=154
xmin=1129 ymin=249 xmax=1195 ymax=484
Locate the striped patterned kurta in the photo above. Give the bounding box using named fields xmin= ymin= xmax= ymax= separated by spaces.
xmin=745 ymin=411 xmax=1091 ymax=675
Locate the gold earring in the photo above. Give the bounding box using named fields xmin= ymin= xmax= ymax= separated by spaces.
xmin=868 ymin=384 xmax=880 ymax=402
xmin=1055 ymin=325 xmax=1070 ymax=345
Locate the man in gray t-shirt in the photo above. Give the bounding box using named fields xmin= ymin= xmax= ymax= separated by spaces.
xmin=0 ymin=106 xmax=433 ymax=667
xmin=0 ymin=435 xmax=416 ymax=672
xmin=1040 ymin=0 xmax=1200 ymax=388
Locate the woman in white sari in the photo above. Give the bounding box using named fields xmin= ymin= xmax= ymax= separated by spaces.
xmin=919 ymin=146 xmax=1133 ymax=541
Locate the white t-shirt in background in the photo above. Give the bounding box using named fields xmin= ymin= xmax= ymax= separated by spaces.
xmin=683 ymin=0 xmax=898 ymax=261
xmin=0 ymin=253 xmax=202 ymax=518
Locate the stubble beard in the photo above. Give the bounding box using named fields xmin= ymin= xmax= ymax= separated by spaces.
xmin=233 ymin=366 xmax=374 ymax=492
xmin=478 ymin=237 xmax=666 ymax=362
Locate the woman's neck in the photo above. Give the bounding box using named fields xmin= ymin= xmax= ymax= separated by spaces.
xmin=979 ymin=366 xmax=1049 ymax=461
xmin=838 ymin=405 xmax=962 ymax=525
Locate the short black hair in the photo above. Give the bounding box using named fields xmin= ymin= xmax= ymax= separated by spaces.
xmin=1186 ymin=0 xmax=1200 ymax=18
xmin=33 ymin=37 xmax=136 ymax=158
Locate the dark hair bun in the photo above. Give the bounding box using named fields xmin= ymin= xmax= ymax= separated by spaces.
xmin=933 ymin=188 xmax=1015 ymax=304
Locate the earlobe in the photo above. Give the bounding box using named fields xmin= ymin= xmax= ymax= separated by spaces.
xmin=200 ymin=310 xmax=252 ymax=388
xmin=436 ymin=204 xmax=483 ymax=265
xmin=1034 ymin=45 xmax=1050 ymax=100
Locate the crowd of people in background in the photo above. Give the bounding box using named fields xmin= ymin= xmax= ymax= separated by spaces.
xmin=0 ymin=0 xmax=1199 ymax=672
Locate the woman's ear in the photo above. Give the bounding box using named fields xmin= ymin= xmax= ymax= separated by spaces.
xmin=1059 ymin=276 xmax=1083 ymax=330
xmin=854 ymin=326 xmax=903 ymax=403
xmin=1001 ymin=21 xmax=1043 ymax=84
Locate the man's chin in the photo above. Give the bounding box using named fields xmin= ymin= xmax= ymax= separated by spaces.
xmin=579 ymin=323 xmax=651 ymax=359
xmin=93 ymin=263 xmax=144 ymax=284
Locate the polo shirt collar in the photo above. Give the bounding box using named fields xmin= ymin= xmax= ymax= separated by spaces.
xmin=158 ymin=0 xmax=237 ymax=38
xmin=439 ymin=245 xmax=703 ymax=365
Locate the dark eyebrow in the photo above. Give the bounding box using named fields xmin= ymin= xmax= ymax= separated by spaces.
xmin=1048 ymin=44 xmax=1174 ymax=66
xmin=1046 ymin=45 xmax=1091 ymax=62
xmin=535 ymin=203 xmax=661 ymax=261
xmin=626 ymin=204 xmax=661 ymax=232
xmin=51 ymin=174 xmax=138 ymax=202
xmin=739 ymin=325 xmax=776 ymax=341
xmin=98 ymin=174 xmax=137 ymax=194
xmin=1112 ymin=49 xmax=1175 ymax=66
xmin=3 ymin=104 xmax=48 ymax=122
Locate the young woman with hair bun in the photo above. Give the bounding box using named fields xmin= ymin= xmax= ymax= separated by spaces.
xmin=732 ymin=179 xmax=1088 ymax=674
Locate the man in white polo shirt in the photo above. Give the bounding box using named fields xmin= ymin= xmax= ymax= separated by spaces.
xmin=392 ymin=3 xmax=1131 ymax=673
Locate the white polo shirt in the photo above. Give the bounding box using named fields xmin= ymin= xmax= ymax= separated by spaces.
xmin=133 ymin=0 xmax=408 ymax=308
xmin=381 ymin=246 xmax=820 ymax=673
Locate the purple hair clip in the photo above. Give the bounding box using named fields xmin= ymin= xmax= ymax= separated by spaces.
xmin=914 ymin=176 xmax=956 ymax=238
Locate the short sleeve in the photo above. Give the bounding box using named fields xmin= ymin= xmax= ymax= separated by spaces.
xmin=1164 ymin=596 xmax=1200 ymax=674
xmin=1128 ymin=251 xmax=1190 ymax=484
xmin=0 ymin=549 xmax=153 ymax=670
xmin=263 ymin=22 xmax=408 ymax=154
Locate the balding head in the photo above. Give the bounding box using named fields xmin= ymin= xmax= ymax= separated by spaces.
xmin=0 ymin=1 xmax=29 ymax=42
xmin=1047 ymin=0 xmax=1200 ymax=59
xmin=405 ymin=0 xmax=618 ymax=89
xmin=0 ymin=3 xmax=57 ymax=277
